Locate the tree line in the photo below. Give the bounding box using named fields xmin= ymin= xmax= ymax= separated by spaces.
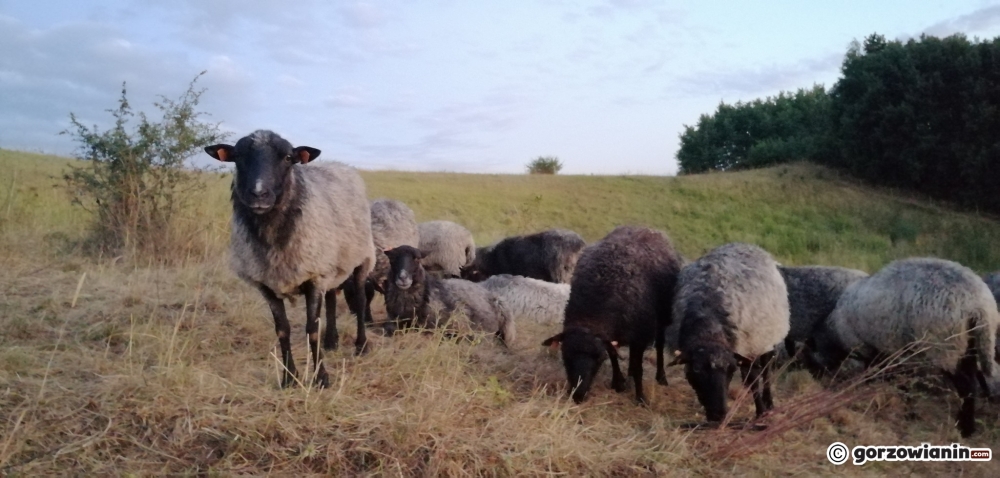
xmin=677 ymin=33 xmax=1000 ymax=214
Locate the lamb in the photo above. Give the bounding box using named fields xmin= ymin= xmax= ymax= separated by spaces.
xmin=778 ymin=265 xmax=868 ymax=359
xmin=672 ymin=243 xmax=789 ymax=422
xmin=204 ymin=130 xmax=375 ymax=388
xmin=342 ymin=198 xmax=420 ymax=330
xmin=806 ymin=257 xmax=1000 ymax=437
xmin=461 ymin=229 xmax=586 ymax=283
xmin=417 ymin=220 xmax=476 ymax=278
xmin=541 ymin=226 xmax=683 ymax=404
xmin=479 ymin=274 xmax=570 ymax=325
xmin=384 ymin=245 xmax=515 ymax=345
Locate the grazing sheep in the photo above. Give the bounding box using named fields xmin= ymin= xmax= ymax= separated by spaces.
xmin=542 ymin=226 xmax=683 ymax=404
xmin=807 ymin=257 xmax=1000 ymax=437
xmin=480 ymin=274 xmax=570 ymax=325
xmin=205 ymin=130 xmax=374 ymax=388
xmin=418 ymin=221 xmax=476 ymax=278
xmin=343 ymin=198 xmax=420 ymax=330
xmin=384 ymin=245 xmax=515 ymax=345
xmin=673 ymin=243 xmax=789 ymax=422
xmin=461 ymin=229 xmax=586 ymax=283
xmin=778 ymin=265 xmax=868 ymax=359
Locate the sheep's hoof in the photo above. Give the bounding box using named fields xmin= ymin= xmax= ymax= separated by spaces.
xmin=636 ymin=396 xmax=649 ymax=407
xmin=656 ymin=375 xmax=668 ymax=386
xmin=314 ymin=373 xmax=330 ymax=389
xmin=322 ymin=336 xmax=339 ymax=351
xmin=355 ymin=340 xmax=370 ymax=356
xmin=611 ymin=380 xmax=627 ymax=393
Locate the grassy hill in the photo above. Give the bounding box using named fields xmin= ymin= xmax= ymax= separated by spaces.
xmin=1 ymin=149 xmax=998 ymax=475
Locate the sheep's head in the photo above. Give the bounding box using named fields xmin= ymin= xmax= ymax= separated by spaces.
xmin=801 ymin=320 xmax=850 ymax=379
xmin=681 ymin=344 xmax=736 ymax=422
xmin=385 ymin=245 xmax=426 ymax=290
xmin=205 ymin=130 xmax=319 ymax=215
xmin=542 ymin=328 xmax=610 ymax=403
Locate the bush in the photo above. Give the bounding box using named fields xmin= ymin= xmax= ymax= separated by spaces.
xmin=63 ymin=73 xmax=226 ymax=262
xmin=526 ymin=156 xmax=563 ymax=175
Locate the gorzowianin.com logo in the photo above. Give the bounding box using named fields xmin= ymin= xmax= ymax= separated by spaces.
xmin=827 ymin=442 xmax=992 ymax=465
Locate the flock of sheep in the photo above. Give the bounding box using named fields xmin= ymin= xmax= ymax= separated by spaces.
xmin=205 ymin=130 xmax=1000 ymax=438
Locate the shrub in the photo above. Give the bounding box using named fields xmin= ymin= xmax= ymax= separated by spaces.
xmin=63 ymin=73 xmax=226 ymax=262
xmin=526 ymin=156 xmax=563 ymax=175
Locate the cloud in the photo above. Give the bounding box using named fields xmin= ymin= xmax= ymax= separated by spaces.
xmin=922 ymin=5 xmax=1000 ymax=37
xmin=672 ymin=52 xmax=843 ymax=98
xmin=0 ymin=15 xmax=254 ymax=154
xmin=339 ymin=2 xmax=388 ymax=30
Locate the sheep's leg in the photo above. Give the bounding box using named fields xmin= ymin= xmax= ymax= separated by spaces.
xmin=302 ymin=282 xmax=330 ymax=388
xmin=351 ymin=265 xmax=369 ymax=355
xmin=606 ymin=344 xmax=627 ymax=392
xmin=655 ymin=320 xmax=668 ymax=386
xmin=739 ymin=357 xmax=767 ymax=417
xmin=628 ymin=344 xmax=647 ymax=405
xmin=949 ymin=347 xmax=980 ymax=437
xmin=759 ymin=351 xmax=776 ymax=412
xmin=323 ymin=289 xmax=339 ymax=351
xmin=258 ymin=285 xmax=297 ymax=388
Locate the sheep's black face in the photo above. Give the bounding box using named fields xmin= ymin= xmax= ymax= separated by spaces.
xmin=204 ymin=130 xmax=320 ymax=215
xmin=558 ymin=329 xmax=607 ymax=403
xmin=685 ymin=347 xmax=736 ymax=422
xmin=801 ymin=323 xmax=849 ymax=379
xmin=385 ymin=246 xmax=425 ymax=290
xmin=460 ymin=265 xmax=486 ymax=282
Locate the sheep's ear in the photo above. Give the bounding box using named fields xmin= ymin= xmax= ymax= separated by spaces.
xmin=292 ymin=146 xmax=321 ymax=164
xmin=542 ymin=333 xmax=564 ymax=349
xmin=205 ymin=144 xmax=235 ymax=162
xmin=415 ymin=249 xmax=427 ymax=260
xmin=668 ymin=350 xmax=686 ymax=366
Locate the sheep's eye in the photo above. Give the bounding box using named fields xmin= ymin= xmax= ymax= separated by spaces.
xmin=284 ymin=154 xmax=294 ymax=162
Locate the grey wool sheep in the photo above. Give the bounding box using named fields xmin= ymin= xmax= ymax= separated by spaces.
xmin=480 ymin=274 xmax=570 ymax=325
xmin=807 ymin=257 xmax=1000 ymax=437
xmin=418 ymin=220 xmax=476 ymax=278
xmin=343 ymin=198 xmax=420 ymax=331
xmin=778 ymin=265 xmax=868 ymax=359
xmin=461 ymin=229 xmax=586 ymax=284
xmin=384 ymin=245 xmax=515 ymax=345
xmin=985 ymin=271 xmax=1000 ymax=362
xmin=673 ymin=242 xmax=789 ymax=422
xmin=204 ymin=130 xmax=375 ymax=388
xmin=542 ymin=226 xmax=683 ymax=404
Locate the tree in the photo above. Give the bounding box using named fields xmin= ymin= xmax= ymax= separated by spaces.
xmin=526 ymin=156 xmax=563 ymax=174
xmin=63 ymin=72 xmax=226 ymax=261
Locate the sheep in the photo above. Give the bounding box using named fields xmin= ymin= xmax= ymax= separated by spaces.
xmin=985 ymin=271 xmax=1000 ymax=362
xmin=342 ymin=198 xmax=420 ymax=331
xmin=806 ymin=257 xmax=1000 ymax=437
xmin=204 ymin=130 xmax=375 ymax=388
xmin=672 ymin=242 xmax=789 ymax=422
xmin=461 ymin=229 xmax=586 ymax=283
xmin=479 ymin=274 xmax=570 ymax=325
xmin=541 ymin=226 xmax=683 ymax=404
xmin=778 ymin=265 xmax=868 ymax=359
xmin=417 ymin=220 xmax=476 ymax=278
xmin=383 ymin=245 xmax=515 ymax=345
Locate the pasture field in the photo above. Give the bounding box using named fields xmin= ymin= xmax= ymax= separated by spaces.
xmin=1 ymin=148 xmax=999 ymax=475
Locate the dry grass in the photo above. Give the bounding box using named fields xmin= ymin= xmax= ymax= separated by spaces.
xmin=1 ymin=150 xmax=999 ymax=475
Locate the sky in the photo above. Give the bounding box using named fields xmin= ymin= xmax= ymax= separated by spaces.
xmin=2 ymin=1 xmax=1000 ymax=175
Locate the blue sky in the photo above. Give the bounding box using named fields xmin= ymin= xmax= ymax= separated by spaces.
xmin=2 ymin=1 xmax=999 ymax=174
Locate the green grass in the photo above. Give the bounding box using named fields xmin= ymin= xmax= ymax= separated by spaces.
xmin=1 ymin=149 xmax=999 ymax=476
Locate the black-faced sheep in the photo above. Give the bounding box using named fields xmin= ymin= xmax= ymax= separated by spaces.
xmin=342 ymin=198 xmax=420 ymax=331
xmin=542 ymin=226 xmax=683 ymax=404
xmin=778 ymin=265 xmax=868 ymax=359
xmin=480 ymin=274 xmax=570 ymax=325
xmin=384 ymin=245 xmax=515 ymax=345
xmin=417 ymin=220 xmax=475 ymax=278
xmin=205 ymin=130 xmax=374 ymax=388
xmin=806 ymin=257 xmax=1000 ymax=437
xmin=673 ymin=243 xmax=789 ymax=422
xmin=461 ymin=229 xmax=586 ymax=283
